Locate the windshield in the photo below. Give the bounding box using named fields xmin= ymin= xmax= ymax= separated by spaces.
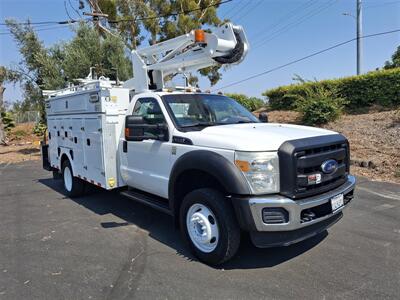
xmin=162 ymin=94 xmax=260 ymax=128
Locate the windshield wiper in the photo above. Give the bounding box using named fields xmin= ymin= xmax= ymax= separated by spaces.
xmin=234 ymin=120 xmax=255 ymax=124
xmin=179 ymin=122 xmax=217 ymax=128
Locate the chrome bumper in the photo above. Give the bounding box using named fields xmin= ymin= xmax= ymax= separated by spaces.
xmin=248 ymin=175 xmax=356 ymax=232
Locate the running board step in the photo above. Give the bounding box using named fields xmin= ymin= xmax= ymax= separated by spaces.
xmin=120 ymin=189 xmax=172 ymax=216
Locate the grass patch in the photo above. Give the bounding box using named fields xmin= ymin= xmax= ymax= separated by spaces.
xmin=12 ymin=129 xmax=28 ymax=140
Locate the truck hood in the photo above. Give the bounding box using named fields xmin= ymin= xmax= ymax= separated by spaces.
xmin=182 ymin=123 xmax=338 ymax=151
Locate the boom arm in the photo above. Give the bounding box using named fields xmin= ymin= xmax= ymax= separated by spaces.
xmin=123 ymin=23 xmax=249 ymax=92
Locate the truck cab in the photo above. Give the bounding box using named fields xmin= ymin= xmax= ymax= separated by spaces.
xmin=41 ymin=22 xmax=355 ymax=265
xmin=116 ymin=90 xmax=355 ymax=264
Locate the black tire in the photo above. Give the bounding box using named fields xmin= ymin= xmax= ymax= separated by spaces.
xmin=180 ymin=188 xmax=241 ymax=265
xmin=61 ymin=159 xmax=85 ymax=197
xmin=52 ymin=170 xmax=62 ymax=180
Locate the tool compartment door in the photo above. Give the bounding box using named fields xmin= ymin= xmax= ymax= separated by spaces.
xmin=47 ymin=118 xmax=59 ymax=168
xmin=70 ymin=118 xmax=85 ymax=176
xmin=83 ymin=117 xmax=105 ymax=186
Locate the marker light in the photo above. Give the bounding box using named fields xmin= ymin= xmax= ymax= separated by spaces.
xmin=194 ymin=29 xmax=206 ymax=43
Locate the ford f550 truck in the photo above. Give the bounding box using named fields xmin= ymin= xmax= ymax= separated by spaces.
xmin=41 ymin=23 xmax=355 ymax=265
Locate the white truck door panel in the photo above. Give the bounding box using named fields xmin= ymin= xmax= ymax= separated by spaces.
xmin=124 ymin=139 xmax=171 ymax=198
xmin=120 ymin=96 xmax=173 ymax=198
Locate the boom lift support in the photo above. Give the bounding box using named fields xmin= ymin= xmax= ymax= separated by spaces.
xmin=123 ymin=23 xmax=249 ymax=92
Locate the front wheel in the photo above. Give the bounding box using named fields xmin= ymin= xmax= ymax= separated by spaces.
xmin=180 ymin=188 xmax=241 ymax=265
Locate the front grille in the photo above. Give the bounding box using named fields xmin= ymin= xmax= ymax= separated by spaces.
xmin=278 ymin=134 xmax=350 ymax=199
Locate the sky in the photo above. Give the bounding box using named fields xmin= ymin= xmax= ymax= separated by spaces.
xmin=0 ymin=0 xmax=399 ymax=105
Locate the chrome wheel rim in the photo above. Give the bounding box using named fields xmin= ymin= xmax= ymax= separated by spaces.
xmin=63 ymin=166 xmax=73 ymax=192
xmin=186 ymin=203 xmax=219 ymax=253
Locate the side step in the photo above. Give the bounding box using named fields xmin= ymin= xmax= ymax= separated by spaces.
xmin=120 ymin=189 xmax=173 ymax=216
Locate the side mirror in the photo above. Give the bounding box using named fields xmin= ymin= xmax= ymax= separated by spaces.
xmin=259 ymin=112 xmax=268 ymax=123
xmin=125 ymin=115 xmax=168 ymax=142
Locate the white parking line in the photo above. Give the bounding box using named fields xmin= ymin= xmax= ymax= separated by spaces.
xmin=357 ymin=186 xmax=400 ymax=201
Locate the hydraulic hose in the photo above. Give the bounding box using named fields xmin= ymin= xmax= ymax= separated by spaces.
xmin=213 ymin=29 xmax=245 ymax=65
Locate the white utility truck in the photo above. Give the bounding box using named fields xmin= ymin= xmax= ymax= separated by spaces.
xmin=41 ymin=23 xmax=355 ymax=265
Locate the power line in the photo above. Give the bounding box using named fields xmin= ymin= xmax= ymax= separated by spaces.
xmin=249 ymin=0 xmax=317 ymax=42
xmin=235 ymin=0 xmax=264 ymax=22
xmin=253 ymin=0 xmax=338 ymax=48
xmin=221 ymin=0 xmax=242 ymax=19
xmin=0 ymin=20 xmax=81 ymax=26
xmin=64 ymin=0 xmax=75 ymax=22
xmin=0 ymin=0 xmax=234 ymax=26
xmin=0 ymin=24 xmax=73 ymax=35
xmin=213 ymin=29 xmax=400 ymax=91
xmin=364 ymin=0 xmax=400 ymax=9
xmin=224 ymin=0 xmax=249 ymax=20
xmin=108 ymin=0 xmax=234 ymax=24
xmin=68 ymin=0 xmax=82 ymax=18
xmin=252 ymin=0 xmax=339 ymax=49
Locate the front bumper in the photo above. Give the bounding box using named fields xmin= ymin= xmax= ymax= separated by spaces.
xmin=232 ymin=175 xmax=356 ymax=247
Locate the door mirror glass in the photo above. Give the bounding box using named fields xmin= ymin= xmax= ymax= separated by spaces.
xmin=126 ymin=98 xmax=169 ymax=141
xmin=125 ymin=115 xmax=168 ymax=142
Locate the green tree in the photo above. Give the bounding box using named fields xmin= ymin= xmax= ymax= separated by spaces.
xmin=98 ymin=0 xmax=224 ymax=85
xmin=5 ymin=20 xmax=65 ymax=122
xmin=384 ymin=45 xmax=400 ymax=69
xmin=62 ymin=22 xmax=132 ymax=81
xmin=5 ymin=20 xmax=132 ymax=124
xmin=0 ymin=66 xmax=20 ymax=144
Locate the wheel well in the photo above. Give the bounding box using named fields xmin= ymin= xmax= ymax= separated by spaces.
xmin=172 ymin=170 xmax=227 ymax=221
xmin=60 ymin=153 xmax=69 ymax=170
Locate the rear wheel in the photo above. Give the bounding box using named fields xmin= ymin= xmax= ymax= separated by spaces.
xmin=180 ymin=188 xmax=241 ymax=265
xmin=62 ymin=160 xmax=85 ymax=197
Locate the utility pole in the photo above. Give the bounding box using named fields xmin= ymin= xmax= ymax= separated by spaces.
xmin=84 ymin=0 xmax=115 ymax=37
xmin=356 ymin=0 xmax=362 ymax=75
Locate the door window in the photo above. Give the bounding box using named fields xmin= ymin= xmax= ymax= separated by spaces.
xmin=132 ymin=98 xmax=167 ymax=137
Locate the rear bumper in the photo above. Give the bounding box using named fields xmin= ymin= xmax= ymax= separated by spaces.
xmin=232 ymin=175 xmax=356 ymax=247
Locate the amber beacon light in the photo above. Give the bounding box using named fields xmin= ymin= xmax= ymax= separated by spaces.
xmin=194 ymin=29 xmax=206 ymax=43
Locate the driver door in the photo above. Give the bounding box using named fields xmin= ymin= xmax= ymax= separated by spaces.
xmin=121 ymin=97 xmax=172 ymax=198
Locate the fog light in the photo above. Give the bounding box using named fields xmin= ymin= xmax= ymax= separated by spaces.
xmin=262 ymin=208 xmax=289 ymax=224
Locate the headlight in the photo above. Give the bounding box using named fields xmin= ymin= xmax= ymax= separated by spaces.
xmin=234 ymin=151 xmax=280 ymax=194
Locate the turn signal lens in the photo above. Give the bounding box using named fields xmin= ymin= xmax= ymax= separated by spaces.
xmin=235 ymin=160 xmax=250 ymax=172
xmin=194 ymin=29 xmax=205 ymax=43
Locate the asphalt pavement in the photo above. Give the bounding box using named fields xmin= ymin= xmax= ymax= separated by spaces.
xmin=0 ymin=160 xmax=399 ymax=299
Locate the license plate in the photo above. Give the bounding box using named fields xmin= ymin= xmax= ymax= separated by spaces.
xmin=331 ymin=193 xmax=344 ymax=211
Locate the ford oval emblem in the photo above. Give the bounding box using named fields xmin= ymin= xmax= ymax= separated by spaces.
xmin=321 ymin=159 xmax=338 ymax=174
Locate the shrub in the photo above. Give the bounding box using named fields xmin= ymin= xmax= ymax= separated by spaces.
xmin=13 ymin=129 xmax=28 ymax=139
xmin=225 ymin=93 xmax=265 ymax=111
xmin=292 ymin=85 xmax=347 ymax=125
xmin=1 ymin=111 xmax=15 ymax=132
xmin=395 ymin=167 xmax=400 ymax=178
xmin=393 ymin=108 xmax=400 ymax=125
xmin=263 ymin=68 xmax=400 ymax=111
xmin=33 ymin=121 xmax=47 ymax=137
